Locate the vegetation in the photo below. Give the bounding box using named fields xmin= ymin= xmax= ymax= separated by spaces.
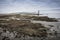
xmin=0 ymin=19 xmax=47 ymax=37
xmin=24 ymin=16 xmax=58 ymax=22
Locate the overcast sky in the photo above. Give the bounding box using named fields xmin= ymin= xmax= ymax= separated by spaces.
xmin=0 ymin=0 xmax=60 ymax=13
xmin=0 ymin=0 xmax=60 ymax=18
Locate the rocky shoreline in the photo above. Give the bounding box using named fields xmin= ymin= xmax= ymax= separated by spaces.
xmin=0 ymin=14 xmax=60 ymax=40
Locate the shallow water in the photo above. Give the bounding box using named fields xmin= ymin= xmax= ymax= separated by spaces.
xmin=31 ymin=20 xmax=60 ymax=33
xmin=41 ymin=13 xmax=60 ymax=18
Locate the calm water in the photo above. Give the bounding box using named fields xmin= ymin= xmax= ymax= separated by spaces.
xmin=42 ymin=13 xmax=60 ymax=18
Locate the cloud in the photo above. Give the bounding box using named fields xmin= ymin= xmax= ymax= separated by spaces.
xmin=31 ymin=0 xmax=60 ymax=7
xmin=0 ymin=0 xmax=60 ymax=13
xmin=0 ymin=0 xmax=60 ymax=18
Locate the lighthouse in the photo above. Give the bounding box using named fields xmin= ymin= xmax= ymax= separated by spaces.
xmin=38 ymin=10 xmax=40 ymax=16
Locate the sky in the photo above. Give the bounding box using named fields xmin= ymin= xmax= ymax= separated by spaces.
xmin=0 ymin=0 xmax=60 ymax=18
